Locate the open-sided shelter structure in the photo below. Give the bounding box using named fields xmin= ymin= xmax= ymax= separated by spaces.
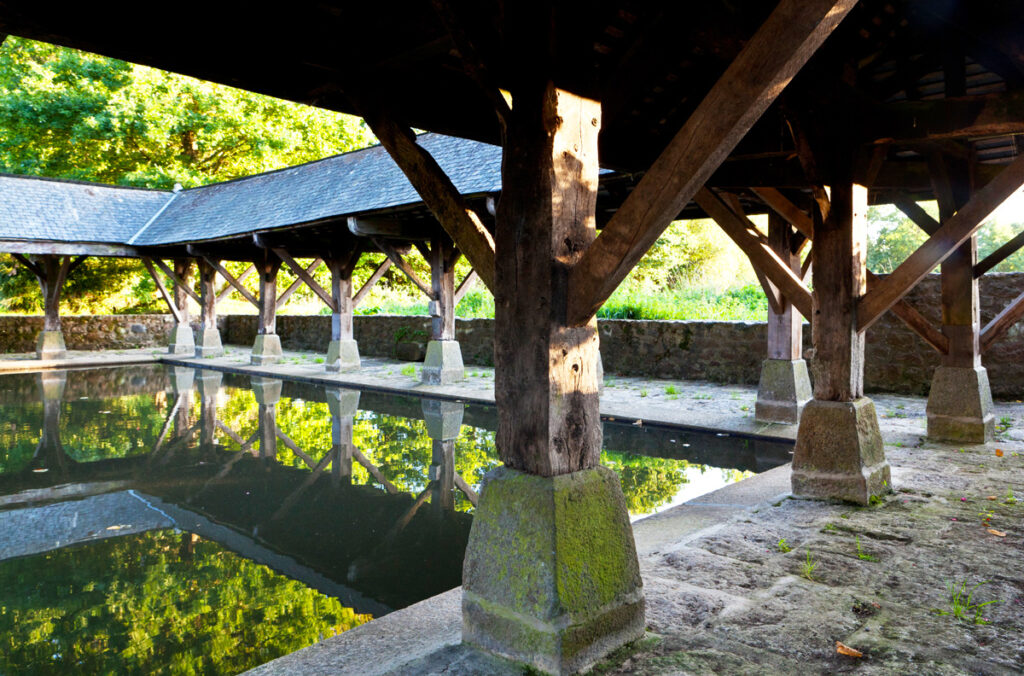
xmin=4 ymin=0 xmax=1024 ymax=672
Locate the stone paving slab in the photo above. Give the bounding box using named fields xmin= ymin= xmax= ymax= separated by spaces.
xmin=0 ymin=347 xmax=161 ymax=373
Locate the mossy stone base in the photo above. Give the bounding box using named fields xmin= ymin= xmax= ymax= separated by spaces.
xmin=195 ymin=328 xmax=224 ymax=358
xmin=167 ymin=322 xmax=195 ymax=355
xmin=755 ymin=358 xmax=811 ymax=424
xmin=792 ymin=398 xmax=891 ymax=505
xmin=926 ymin=366 xmax=994 ymax=443
xmin=422 ymin=340 xmax=464 ymax=385
xmin=35 ymin=330 xmax=66 ymax=360
xmin=250 ymin=333 xmax=282 ymax=365
xmin=462 ymin=466 xmax=645 ymax=675
xmin=325 ymin=339 xmax=360 ymax=372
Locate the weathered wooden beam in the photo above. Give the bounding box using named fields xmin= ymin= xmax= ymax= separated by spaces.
xmin=454 ymin=269 xmax=478 ymax=307
xmin=858 ymin=153 xmax=1024 ymax=332
xmin=567 ymin=0 xmax=857 ymax=324
xmin=893 ymin=197 xmax=940 ymax=236
xmin=752 ymin=187 xmax=815 ymax=239
xmin=981 ymin=289 xmax=1024 ymax=353
xmin=216 ymin=263 xmax=255 ymax=303
xmin=975 ymin=229 xmax=1024 ymax=278
xmin=372 ymin=238 xmax=432 ymax=298
xmin=695 ymin=188 xmax=814 ymax=319
xmin=352 ymin=258 xmax=393 ymax=308
xmin=203 ymin=257 xmax=259 ymax=308
xmin=273 ymin=249 xmax=335 ymax=311
xmin=753 ymin=265 xmax=784 ymax=316
xmin=865 ymin=271 xmax=949 ymax=354
xmin=343 ymin=98 xmax=496 ymax=291
xmin=142 ymin=257 xmax=183 ymax=323
xmin=0 ymin=239 xmax=139 ymax=257
xmin=347 ymin=217 xmax=439 ymax=241
xmin=151 ymin=258 xmax=201 ymax=305
xmin=11 ymin=253 xmax=43 ymax=278
xmin=275 ymin=258 xmax=324 ymax=309
xmin=428 ymin=235 xmax=457 ymax=341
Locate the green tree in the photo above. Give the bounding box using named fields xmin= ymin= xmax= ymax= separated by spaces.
xmin=0 ymin=36 xmax=374 ymax=313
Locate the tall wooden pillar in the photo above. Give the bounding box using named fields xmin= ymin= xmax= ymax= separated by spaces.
xmin=462 ymin=82 xmax=643 ymax=674
xmin=325 ymin=255 xmax=360 ymax=372
xmin=195 ymin=259 xmax=224 ymax=357
xmin=755 ymin=211 xmax=811 ymax=423
xmin=251 ymin=254 xmax=282 ymax=365
xmin=34 ymin=255 xmax=69 ymax=359
xmin=422 ymin=233 xmax=463 ymax=384
xmin=167 ymin=259 xmax=195 ymax=354
xmin=926 ymin=154 xmax=994 ymax=441
xmin=792 ymin=179 xmax=890 ymax=504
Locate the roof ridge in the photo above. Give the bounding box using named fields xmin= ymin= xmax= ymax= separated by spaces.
xmin=0 ymin=172 xmax=172 ymax=193
xmin=127 ymin=190 xmax=181 ymax=245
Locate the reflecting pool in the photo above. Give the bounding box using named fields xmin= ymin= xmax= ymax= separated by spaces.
xmin=0 ymin=365 xmax=792 ymax=674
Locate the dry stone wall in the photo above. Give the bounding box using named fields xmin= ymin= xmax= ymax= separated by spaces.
xmin=3 ymin=273 xmax=1024 ymax=397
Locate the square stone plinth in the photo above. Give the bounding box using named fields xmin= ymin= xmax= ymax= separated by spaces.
xmin=167 ymin=322 xmax=195 ymax=355
xmin=792 ymin=398 xmax=891 ymax=505
xmin=326 ymin=339 xmax=361 ymax=372
xmin=462 ymin=466 xmax=645 ymax=675
xmin=195 ymin=328 xmax=224 ymax=358
xmin=35 ymin=330 xmax=66 ymax=360
xmin=422 ymin=340 xmax=464 ymax=385
xmin=926 ymin=366 xmax=995 ymax=443
xmin=755 ymin=358 xmax=812 ymax=424
xmin=250 ymin=333 xmax=282 ymax=365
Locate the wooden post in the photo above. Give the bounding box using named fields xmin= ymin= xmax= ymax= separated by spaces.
xmin=251 ymin=254 xmax=282 ymax=365
xmin=756 ymin=212 xmax=812 ymax=423
xmin=926 ymin=153 xmax=994 ymax=441
xmin=792 ymin=177 xmax=890 ymax=504
xmin=26 ymin=254 xmax=73 ymax=359
xmin=422 ymin=233 xmax=463 ymax=384
xmin=195 ymin=258 xmax=224 ymax=357
xmin=167 ymin=259 xmax=195 ymax=354
xmin=325 ymin=251 xmax=361 ymax=372
xmin=462 ymin=82 xmax=644 ymax=674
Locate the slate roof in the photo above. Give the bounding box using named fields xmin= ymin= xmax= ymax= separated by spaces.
xmin=0 ymin=133 xmax=503 ymax=250
xmin=0 ymin=175 xmax=171 ymax=243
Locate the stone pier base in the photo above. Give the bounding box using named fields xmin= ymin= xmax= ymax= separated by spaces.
xmin=926 ymin=366 xmax=995 ymax=443
xmin=792 ymin=398 xmax=891 ymax=505
xmin=195 ymin=328 xmax=224 ymax=358
xmin=326 ymin=339 xmax=360 ymax=373
xmin=35 ymin=330 xmax=66 ymax=360
xmin=250 ymin=376 xmax=282 ymax=405
xmin=250 ymin=333 xmax=282 ymax=365
xmin=755 ymin=358 xmax=812 ymax=424
xmin=422 ymin=340 xmax=464 ymax=385
xmin=167 ymin=323 xmax=195 ymax=355
xmin=462 ymin=466 xmax=645 ymax=675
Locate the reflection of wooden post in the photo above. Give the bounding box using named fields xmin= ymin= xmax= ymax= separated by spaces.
xmin=168 ymin=366 xmax=194 ymax=437
xmin=422 ymin=234 xmax=464 ymax=384
xmin=33 ymin=370 xmax=67 ymax=473
xmin=327 ymin=388 xmax=360 ymax=483
xmin=251 ymin=254 xmax=282 ymax=365
xmin=793 ymin=177 xmax=890 ymax=504
xmin=756 ymin=212 xmax=811 ymax=423
xmin=422 ymin=398 xmax=462 ymax=512
xmin=196 ymin=259 xmax=224 ymax=357
xmin=197 ymin=370 xmax=222 ymax=451
xmin=251 ymin=376 xmax=282 ymax=459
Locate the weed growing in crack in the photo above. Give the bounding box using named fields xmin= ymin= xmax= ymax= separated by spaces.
xmin=776 ymin=538 xmax=792 ymax=553
xmin=801 ymin=548 xmax=818 ymax=581
xmin=933 ymin=580 xmax=1002 ymax=625
xmin=855 ymin=536 xmax=878 ymax=562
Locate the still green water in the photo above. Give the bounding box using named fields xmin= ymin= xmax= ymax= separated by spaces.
xmin=0 ymin=365 xmax=791 ymax=674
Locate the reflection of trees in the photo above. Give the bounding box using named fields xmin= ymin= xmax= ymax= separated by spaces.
xmin=0 ymin=529 xmax=369 ymax=675
xmin=602 ymin=451 xmax=691 ymax=515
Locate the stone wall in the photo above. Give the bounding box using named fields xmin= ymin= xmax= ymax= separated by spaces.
xmin=0 ymin=314 xmax=179 ymax=353
xmin=4 ymin=273 xmax=1024 ymax=397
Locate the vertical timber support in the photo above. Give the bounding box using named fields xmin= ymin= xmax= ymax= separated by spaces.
xmin=251 ymin=376 xmax=282 ymax=460
xmin=793 ymin=180 xmax=891 ymax=504
xmin=34 ymin=255 xmax=69 ymax=359
xmin=327 ymin=387 xmax=359 ymax=483
xmin=462 ymin=83 xmax=643 ymax=674
xmin=926 ymin=154 xmax=994 ymax=442
xmin=167 ymin=259 xmax=195 ymax=354
xmin=251 ymin=254 xmax=282 ymax=365
xmin=422 ymin=234 xmax=464 ymax=384
xmin=326 ymin=254 xmax=361 ymax=373
xmin=196 ymin=259 xmax=225 ymax=358
xmin=756 ymin=212 xmax=811 ymax=423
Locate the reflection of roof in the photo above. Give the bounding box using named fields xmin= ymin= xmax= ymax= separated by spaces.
xmin=0 ymin=133 xmax=503 ymax=248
